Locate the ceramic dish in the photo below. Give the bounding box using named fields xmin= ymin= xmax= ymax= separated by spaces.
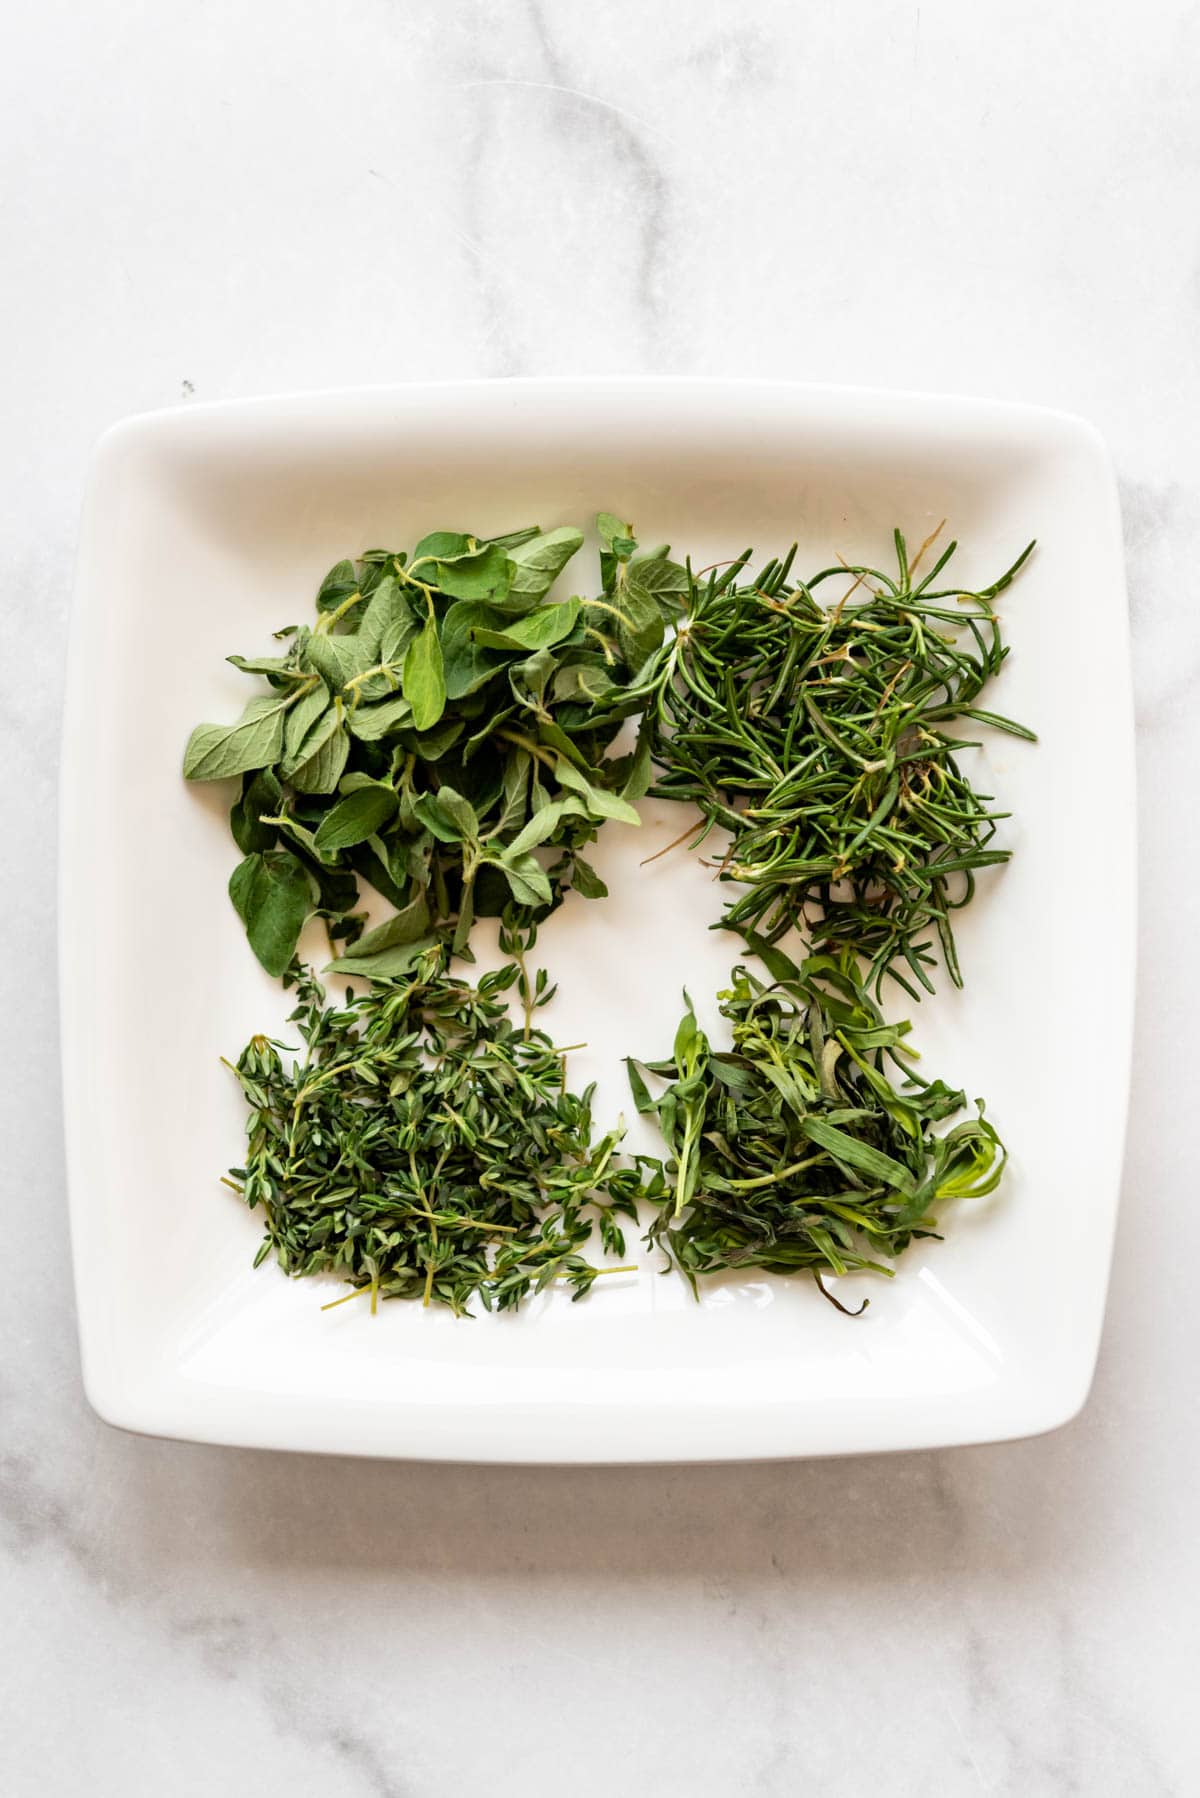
xmin=60 ymin=378 xmax=1134 ymax=1462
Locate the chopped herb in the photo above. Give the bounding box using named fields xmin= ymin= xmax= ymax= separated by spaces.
xmin=225 ymin=945 xmax=641 ymax=1315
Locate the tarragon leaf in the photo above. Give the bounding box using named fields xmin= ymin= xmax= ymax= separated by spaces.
xmin=800 ymin=1116 xmax=918 ymax=1195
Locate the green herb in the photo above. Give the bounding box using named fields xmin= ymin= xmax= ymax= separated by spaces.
xmin=402 ymin=613 xmax=446 ymax=731
xmin=183 ymin=689 xmax=304 ymax=781
xmin=184 ymin=521 xmax=688 ymax=976
xmin=627 ymin=940 xmax=1005 ymax=1310
xmin=195 ymin=512 xmax=1030 ymax=1323
xmin=635 ymin=526 xmax=1035 ymax=998
xmin=228 ymin=850 xmax=313 ymax=979
xmin=224 ymin=945 xmax=642 ymax=1315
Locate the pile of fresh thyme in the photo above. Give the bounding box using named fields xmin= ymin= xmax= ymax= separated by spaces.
xmin=225 ymin=947 xmax=640 ymax=1315
xmin=186 ymin=515 xmax=1033 ymax=1316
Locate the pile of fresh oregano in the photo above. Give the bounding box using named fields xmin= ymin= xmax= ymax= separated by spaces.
xmin=184 ymin=519 xmax=683 ymax=976
xmin=186 ymin=515 xmax=1032 ymax=1316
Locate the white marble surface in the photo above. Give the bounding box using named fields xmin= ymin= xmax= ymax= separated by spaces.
xmin=3 ymin=0 xmax=1197 ymax=1791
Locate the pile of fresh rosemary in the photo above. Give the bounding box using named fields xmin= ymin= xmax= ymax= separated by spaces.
xmin=186 ymin=515 xmax=1033 ymax=1315
xmin=635 ymin=526 xmax=1035 ymax=998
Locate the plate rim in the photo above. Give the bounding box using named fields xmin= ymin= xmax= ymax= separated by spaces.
xmin=59 ymin=376 xmax=1136 ymax=1463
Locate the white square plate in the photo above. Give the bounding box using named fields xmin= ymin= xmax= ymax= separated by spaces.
xmin=61 ymin=379 xmax=1134 ymax=1462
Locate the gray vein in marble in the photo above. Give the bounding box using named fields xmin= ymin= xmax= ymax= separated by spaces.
xmin=964 ymin=1623 xmax=1015 ymax=1782
xmin=445 ymin=0 xmax=673 ymax=372
xmin=526 ymin=0 xmax=670 ymax=341
xmin=457 ymin=75 xmax=666 ymax=147
xmin=1120 ymin=474 xmax=1200 ymax=731
xmin=1045 ymin=1613 xmax=1084 ymax=1797
xmin=937 ymin=1684 xmax=991 ymax=1795
xmin=0 ymin=1448 xmax=96 ymax=1570
xmin=745 ymin=1595 xmax=805 ymax=1796
xmin=172 ymin=1605 xmax=410 ymax=1797
xmin=323 ymin=1730 xmax=409 ymax=1798
xmin=0 ymin=1362 xmax=1182 ymax=1797
xmin=455 ymin=106 xmax=524 ymax=378
xmin=2 ymin=1414 xmax=411 ymax=1797
xmin=172 ymin=1608 xmax=258 ymax=1673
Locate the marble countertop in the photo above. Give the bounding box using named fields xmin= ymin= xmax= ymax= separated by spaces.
xmin=4 ymin=1 xmax=1197 ymax=1792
